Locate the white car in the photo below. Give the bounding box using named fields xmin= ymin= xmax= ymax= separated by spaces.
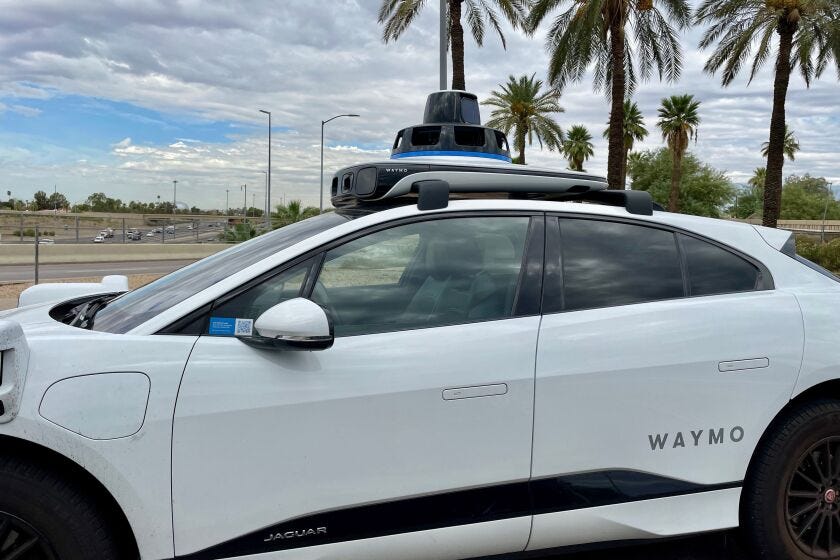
xmin=1 ymin=94 xmax=840 ymax=560
xmin=92 ymin=234 xmax=104 ymax=243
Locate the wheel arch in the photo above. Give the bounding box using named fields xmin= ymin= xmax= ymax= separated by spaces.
xmin=741 ymin=380 xmax=840 ymax=515
xmin=0 ymin=433 xmax=140 ymax=558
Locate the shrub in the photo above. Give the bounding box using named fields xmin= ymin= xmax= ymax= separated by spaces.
xmin=11 ymin=229 xmax=55 ymax=237
xmin=796 ymin=236 xmax=840 ymax=273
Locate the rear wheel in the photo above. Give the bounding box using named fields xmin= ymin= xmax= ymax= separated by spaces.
xmin=0 ymin=455 xmax=123 ymax=560
xmin=744 ymin=399 xmax=840 ymax=559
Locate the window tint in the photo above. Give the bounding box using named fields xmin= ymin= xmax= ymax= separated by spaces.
xmin=680 ymin=235 xmax=761 ymax=296
xmin=206 ymin=259 xmax=315 ymax=333
xmin=311 ymin=217 xmax=530 ymax=336
xmin=558 ymin=219 xmax=684 ymax=311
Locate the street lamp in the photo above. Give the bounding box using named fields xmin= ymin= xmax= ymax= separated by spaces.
xmin=241 ymin=184 xmax=247 ymax=222
xmin=225 ymin=189 xmax=229 ymax=216
xmin=259 ymin=109 xmax=271 ymax=229
xmin=172 ymin=180 xmax=178 ymax=215
xmin=260 ymin=171 xmax=269 ymax=223
xmin=320 ymin=113 xmax=360 ymax=212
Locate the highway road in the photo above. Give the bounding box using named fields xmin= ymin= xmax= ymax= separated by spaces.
xmin=0 ymin=259 xmax=195 ymax=283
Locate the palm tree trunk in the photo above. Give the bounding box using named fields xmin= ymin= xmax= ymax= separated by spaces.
xmin=516 ymin=125 xmax=526 ymax=164
xmin=669 ymin=150 xmax=683 ymax=212
xmin=449 ymin=0 xmax=466 ymax=90
xmin=621 ymin=145 xmax=630 ymax=189
xmin=762 ymin=20 xmax=796 ymax=228
xmin=606 ymin=7 xmax=626 ymax=190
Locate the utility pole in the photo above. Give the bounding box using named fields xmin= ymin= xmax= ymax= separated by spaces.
xmin=53 ymin=184 xmax=57 ymax=213
xmin=172 ymin=180 xmax=178 ymax=214
xmin=822 ymin=182 xmax=834 ymax=243
xmin=259 ymin=109 xmax=272 ymax=230
xmin=225 ymin=189 xmax=229 ymax=216
xmin=241 ymin=184 xmax=247 ymax=223
xmin=440 ymin=0 xmax=447 ymax=90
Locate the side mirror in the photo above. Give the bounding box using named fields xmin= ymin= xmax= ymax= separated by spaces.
xmin=242 ymin=298 xmax=334 ymax=351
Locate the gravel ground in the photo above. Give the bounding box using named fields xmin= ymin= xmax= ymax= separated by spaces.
xmin=0 ymin=274 xmax=162 ymax=310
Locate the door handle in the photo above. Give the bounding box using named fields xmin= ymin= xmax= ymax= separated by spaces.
xmin=442 ymin=384 xmax=508 ymax=400
xmin=718 ymin=358 xmax=770 ymax=372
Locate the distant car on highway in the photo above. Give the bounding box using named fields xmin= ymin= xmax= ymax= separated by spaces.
xmin=93 ymin=235 xmax=104 ymax=243
xmin=37 ymin=238 xmax=54 ymax=245
xmin=129 ymin=232 xmax=142 ymax=241
xmin=146 ymin=231 xmax=156 ymax=237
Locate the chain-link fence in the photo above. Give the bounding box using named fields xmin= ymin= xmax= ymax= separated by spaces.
xmin=0 ymin=213 xmax=234 ymax=245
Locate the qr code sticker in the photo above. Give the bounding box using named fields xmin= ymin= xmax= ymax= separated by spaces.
xmin=234 ymin=318 xmax=254 ymax=337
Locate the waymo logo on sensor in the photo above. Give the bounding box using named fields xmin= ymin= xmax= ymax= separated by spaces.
xmin=648 ymin=427 xmax=745 ymax=451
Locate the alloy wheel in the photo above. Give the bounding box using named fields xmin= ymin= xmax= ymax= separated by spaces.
xmin=787 ymin=437 xmax=840 ymax=558
xmin=0 ymin=512 xmax=57 ymax=560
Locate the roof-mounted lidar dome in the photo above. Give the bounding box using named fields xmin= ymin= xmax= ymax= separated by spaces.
xmin=390 ymin=91 xmax=512 ymax=163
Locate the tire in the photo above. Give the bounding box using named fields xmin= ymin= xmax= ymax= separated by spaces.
xmin=0 ymin=454 xmax=123 ymax=560
xmin=743 ymin=399 xmax=840 ymax=560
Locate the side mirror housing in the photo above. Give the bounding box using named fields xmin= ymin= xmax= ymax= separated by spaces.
xmin=243 ymin=298 xmax=334 ymax=351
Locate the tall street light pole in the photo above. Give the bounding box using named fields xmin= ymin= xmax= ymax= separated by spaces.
xmin=260 ymin=171 xmax=269 ymax=225
xmin=320 ymin=113 xmax=360 ymax=212
xmin=241 ymin=184 xmax=247 ymax=223
xmin=259 ymin=109 xmax=271 ymax=230
xmin=172 ymin=180 xmax=178 ymax=215
xmin=822 ymin=182 xmax=834 ymax=243
xmin=440 ymin=0 xmax=447 ymax=90
xmin=225 ymin=189 xmax=229 ymax=215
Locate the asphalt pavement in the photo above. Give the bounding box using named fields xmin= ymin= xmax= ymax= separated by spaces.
xmin=0 ymin=259 xmax=195 ymax=283
xmin=545 ymin=531 xmax=748 ymax=559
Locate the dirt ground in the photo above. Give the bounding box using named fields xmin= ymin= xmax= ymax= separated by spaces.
xmin=0 ymin=274 xmax=162 ymax=310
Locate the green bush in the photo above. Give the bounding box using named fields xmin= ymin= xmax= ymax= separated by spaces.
xmin=796 ymin=236 xmax=840 ymax=274
xmin=11 ymin=229 xmax=55 ymax=237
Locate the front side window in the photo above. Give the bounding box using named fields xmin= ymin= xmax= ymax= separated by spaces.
xmin=205 ymin=259 xmax=316 ymax=334
xmin=311 ymin=216 xmax=531 ymax=336
xmin=557 ymin=218 xmax=684 ymax=312
xmin=679 ymin=234 xmax=762 ymax=296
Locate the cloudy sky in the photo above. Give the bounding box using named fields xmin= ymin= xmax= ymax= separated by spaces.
xmin=1 ymin=0 xmax=838 ymax=210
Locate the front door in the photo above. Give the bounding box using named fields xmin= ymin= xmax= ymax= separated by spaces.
xmin=172 ymin=213 xmax=542 ymax=560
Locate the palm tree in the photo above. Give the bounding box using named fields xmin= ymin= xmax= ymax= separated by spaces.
xmin=603 ymin=99 xmax=648 ymax=189
xmin=562 ymin=125 xmax=594 ymax=172
xmin=482 ymin=74 xmax=565 ymax=165
xmin=273 ymin=200 xmax=320 ymax=229
xmin=761 ymin=126 xmax=800 ymax=162
xmin=379 ymin=0 xmax=527 ymax=90
xmin=749 ymin=167 xmax=767 ymax=190
xmin=657 ymin=94 xmax=700 ymax=213
xmin=527 ymin=0 xmax=691 ymax=189
xmin=695 ymin=0 xmax=840 ymax=229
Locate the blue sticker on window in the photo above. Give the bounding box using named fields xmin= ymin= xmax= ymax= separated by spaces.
xmin=208 ymin=317 xmax=237 ymax=336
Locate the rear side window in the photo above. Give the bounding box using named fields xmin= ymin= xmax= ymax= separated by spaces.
xmin=679 ymin=234 xmax=762 ymax=296
xmin=558 ymin=219 xmax=684 ymax=312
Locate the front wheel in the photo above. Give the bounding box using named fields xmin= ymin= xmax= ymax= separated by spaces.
xmin=0 ymin=455 xmax=123 ymax=560
xmin=743 ymin=399 xmax=840 ymax=559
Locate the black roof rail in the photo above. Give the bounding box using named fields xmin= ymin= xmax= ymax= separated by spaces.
xmin=413 ymin=179 xmax=655 ymax=216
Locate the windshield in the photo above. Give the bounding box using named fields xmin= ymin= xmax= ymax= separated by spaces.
xmin=91 ymin=213 xmax=349 ymax=334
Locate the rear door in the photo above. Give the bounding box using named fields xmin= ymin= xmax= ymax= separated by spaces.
xmin=528 ymin=216 xmax=804 ymax=551
xmin=172 ymin=213 xmax=544 ymax=560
